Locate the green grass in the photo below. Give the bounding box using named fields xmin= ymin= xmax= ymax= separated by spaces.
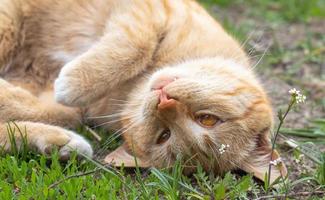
xmin=2 ymin=118 xmax=323 ymax=199
xmin=1 ymin=0 xmax=325 ymax=199
xmin=281 ymin=118 xmax=325 ymax=185
xmin=0 ymin=130 xmax=324 ymax=199
xmin=200 ymin=0 xmax=325 ymax=22
xmin=1 ymin=118 xmax=324 ymax=199
xmin=0 ymin=151 xmax=254 ymax=199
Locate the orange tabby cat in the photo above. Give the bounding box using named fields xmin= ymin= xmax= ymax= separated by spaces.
xmin=0 ymin=0 xmax=286 ymax=182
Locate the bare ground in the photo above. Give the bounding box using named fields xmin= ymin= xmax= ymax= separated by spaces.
xmin=207 ymin=3 xmax=325 ymax=189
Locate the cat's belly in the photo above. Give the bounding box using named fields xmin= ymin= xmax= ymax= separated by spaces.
xmin=1 ymin=0 xmax=113 ymax=92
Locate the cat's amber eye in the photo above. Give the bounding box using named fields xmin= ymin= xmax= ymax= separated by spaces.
xmin=196 ymin=114 xmax=220 ymax=127
xmin=157 ymin=129 xmax=171 ymax=144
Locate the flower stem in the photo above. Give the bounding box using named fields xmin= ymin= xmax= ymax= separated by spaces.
xmin=267 ymin=98 xmax=295 ymax=193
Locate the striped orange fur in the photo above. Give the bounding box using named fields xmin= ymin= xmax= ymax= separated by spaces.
xmin=0 ymin=0 xmax=286 ymax=182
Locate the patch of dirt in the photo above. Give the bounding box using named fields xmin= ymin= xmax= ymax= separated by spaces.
xmin=208 ymin=3 xmax=325 ymax=190
xmin=262 ymin=76 xmax=324 ymax=128
xmin=211 ymin=4 xmax=325 ymax=127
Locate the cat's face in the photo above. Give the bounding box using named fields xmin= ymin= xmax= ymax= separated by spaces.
xmin=106 ymin=58 xmax=285 ymax=181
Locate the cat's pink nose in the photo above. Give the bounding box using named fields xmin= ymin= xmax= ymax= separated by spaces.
xmin=157 ymin=89 xmax=178 ymax=110
xmin=151 ymin=75 xmax=178 ymax=110
xmin=151 ymin=76 xmax=178 ymax=90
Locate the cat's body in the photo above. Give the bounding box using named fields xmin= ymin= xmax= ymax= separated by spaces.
xmin=0 ymin=0 xmax=285 ymax=182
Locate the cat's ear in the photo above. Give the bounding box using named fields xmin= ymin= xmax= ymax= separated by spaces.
xmin=104 ymin=143 xmax=150 ymax=168
xmin=240 ymin=134 xmax=287 ymax=184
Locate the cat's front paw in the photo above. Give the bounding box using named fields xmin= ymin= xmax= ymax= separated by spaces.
xmin=54 ymin=61 xmax=88 ymax=106
xmin=38 ymin=129 xmax=93 ymax=160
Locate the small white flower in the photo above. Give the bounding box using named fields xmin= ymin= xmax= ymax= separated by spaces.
xmin=218 ymin=144 xmax=230 ymax=155
xmin=296 ymin=94 xmax=306 ymax=104
xmin=289 ymin=88 xmax=300 ymax=95
xmin=289 ymin=88 xmax=306 ymax=104
xmin=270 ymin=157 xmax=282 ymax=166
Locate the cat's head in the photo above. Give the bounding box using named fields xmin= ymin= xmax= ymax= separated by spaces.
xmin=105 ymin=57 xmax=286 ymax=182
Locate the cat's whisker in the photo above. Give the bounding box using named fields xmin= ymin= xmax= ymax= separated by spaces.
xmin=87 ymin=113 xmax=123 ymax=119
xmin=241 ymin=28 xmax=264 ymax=56
xmin=110 ymin=101 xmax=141 ymax=106
xmin=87 ymin=109 xmax=139 ymax=119
xmin=116 ymin=114 xmax=146 ymax=136
xmin=183 ymin=152 xmax=199 ymax=167
xmin=94 ymin=115 xmax=141 ymax=151
xmin=92 ymin=117 xmax=129 ymax=128
xmin=249 ymin=45 xmax=269 ymax=70
xmin=95 ymin=129 xmax=127 ymax=156
xmin=108 ymin=98 xmax=129 ymax=103
xmin=155 ymin=149 xmax=178 ymax=168
xmin=247 ymin=53 xmax=268 ymax=60
xmin=239 ymin=29 xmax=256 ymax=50
xmin=223 ymin=30 xmax=269 ymax=69
xmin=108 ymin=103 xmax=141 ymax=108
xmin=92 ymin=98 xmax=144 ymax=110
xmin=141 ymin=72 xmax=152 ymax=80
xmin=99 ymin=119 xmax=141 ymax=151
xmin=97 ymin=112 xmax=146 ymax=155
xmin=239 ymin=27 xmax=267 ymax=57
xmin=204 ymin=142 xmax=221 ymax=168
xmin=92 ymin=112 xmax=142 ymax=128
xmin=92 ymin=116 xmax=132 ymax=128
xmin=219 ymin=44 xmax=251 ymax=65
xmin=224 ymin=158 xmax=242 ymax=170
xmin=87 ymin=109 xmax=133 ymax=118
xmin=206 ymin=143 xmax=242 ymax=171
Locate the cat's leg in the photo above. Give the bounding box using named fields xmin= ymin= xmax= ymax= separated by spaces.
xmin=0 ymin=121 xmax=93 ymax=158
xmin=0 ymin=78 xmax=81 ymax=128
xmin=54 ymin=10 xmax=161 ymax=106
xmin=0 ymin=78 xmax=92 ymax=157
xmin=0 ymin=0 xmax=23 ymax=69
